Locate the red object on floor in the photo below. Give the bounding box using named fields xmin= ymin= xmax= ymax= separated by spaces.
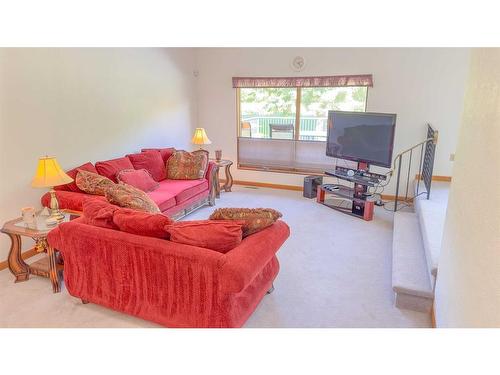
xmin=47 ymin=219 xmax=290 ymax=328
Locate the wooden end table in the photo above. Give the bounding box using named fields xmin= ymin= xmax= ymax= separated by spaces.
xmin=1 ymin=210 xmax=80 ymax=293
xmin=210 ymin=159 xmax=234 ymax=198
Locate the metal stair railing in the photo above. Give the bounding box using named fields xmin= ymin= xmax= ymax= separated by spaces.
xmin=392 ymin=124 xmax=438 ymax=212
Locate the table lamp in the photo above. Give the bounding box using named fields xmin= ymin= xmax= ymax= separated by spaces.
xmin=31 ymin=156 xmax=73 ymax=222
xmin=191 ymin=127 xmax=212 ymax=150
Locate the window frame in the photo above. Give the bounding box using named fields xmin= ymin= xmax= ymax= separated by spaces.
xmin=236 ymin=86 xmax=369 ymax=174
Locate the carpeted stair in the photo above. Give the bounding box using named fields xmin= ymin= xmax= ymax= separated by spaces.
xmin=391 ymin=181 xmax=450 ymax=313
xmin=392 ymin=211 xmax=434 ymax=313
xmin=415 ymin=196 xmax=447 ymax=287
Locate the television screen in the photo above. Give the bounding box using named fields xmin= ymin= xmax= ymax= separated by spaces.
xmin=326 ymin=111 xmax=396 ymax=168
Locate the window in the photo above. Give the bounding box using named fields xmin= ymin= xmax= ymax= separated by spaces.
xmin=299 ymin=87 xmax=367 ymax=141
xmin=240 ymin=88 xmax=297 ymax=139
xmin=235 ymin=75 xmax=372 ymax=173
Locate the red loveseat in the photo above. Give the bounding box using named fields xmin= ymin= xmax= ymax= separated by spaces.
xmin=47 ymin=218 xmax=290 ymax=328
xmin=41 ymin=148 xmax=217 ymax=219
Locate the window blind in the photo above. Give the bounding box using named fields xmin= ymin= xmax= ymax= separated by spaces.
xmin=238 ymin=137 xmax=344 ymax=173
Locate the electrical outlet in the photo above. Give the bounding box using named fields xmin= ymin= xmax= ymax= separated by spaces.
xmin=450 ymin=153 xmax=455 ymax=161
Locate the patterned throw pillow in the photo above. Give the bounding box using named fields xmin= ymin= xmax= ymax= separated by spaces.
xmin=75 ymin=170 xmax=115 ymax=196
xmin=55 ymin=162 xmax=98 ymax=193
xmin=209 ymin=208 xmax=283 ymax=237
xmin=167 ymin=150 xmax=208 ymax=180
xmin=105 ymin=183 xmax=160 ymax=213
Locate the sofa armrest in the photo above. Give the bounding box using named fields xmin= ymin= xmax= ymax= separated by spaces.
xmin=41 ymin=190 xmax=105 ymax=212
xmin=218 ymin=220 xmax=290 ymax=293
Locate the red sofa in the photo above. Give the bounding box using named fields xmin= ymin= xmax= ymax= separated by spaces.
xmin=47 ymin=217 xmax=290 ymax=328
xmin=41 ymin=148 xmax=217 ymax=219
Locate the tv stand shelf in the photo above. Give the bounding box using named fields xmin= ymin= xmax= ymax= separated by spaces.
xmin=325 ymin=171 xmax=380 ymax=187
xmin=317 ymin=162 xmax=378 ymax=221
xmin=321 ymin=184 xmax=355 ymax=200
xmin=317 ymin=183 xmax=375 ymax=221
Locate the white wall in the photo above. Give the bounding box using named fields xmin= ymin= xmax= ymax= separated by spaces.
xmin=434 ymin=49 xmax=500 ymax=327
xmin=0 ymin=48 xmax=197 ymax=260
xmin=196 ymin=48 xmax=470 ymax=192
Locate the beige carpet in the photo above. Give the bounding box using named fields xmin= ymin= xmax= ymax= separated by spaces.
xmin=0 ymin=185 xmax=431 ymax=328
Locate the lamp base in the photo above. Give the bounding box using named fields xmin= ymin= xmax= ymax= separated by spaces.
xmin=49 ymin=210 xmax=65 ymax=222
xmin=49 ymin=189 xmax=65 ymax=222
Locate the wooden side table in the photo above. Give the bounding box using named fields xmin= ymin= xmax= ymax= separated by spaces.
xmin=1 ymin=210 xmax=80 ymax=293
xmin=210 ymin=159 xmax=234 ymax=198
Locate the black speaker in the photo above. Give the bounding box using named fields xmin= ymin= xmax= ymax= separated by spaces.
xmin=303 ymin=175 xmax=323 ymax=198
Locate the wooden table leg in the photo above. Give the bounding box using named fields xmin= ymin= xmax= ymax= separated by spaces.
xmin=223 ymin=164 xmax=233 ymax=192
xmin=6 ymin=233 xmax=30 ymax=282
xmin=215 ymin=166 xmax=221 ymax=198
xmin=316 ymin=186 xmax=325 ymax=203
xmin=47 ymin=246 xmax=60 ymax=293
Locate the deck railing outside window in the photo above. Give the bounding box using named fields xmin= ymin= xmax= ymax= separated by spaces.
xmin=241 ymin=115 xmax=327 ymax=141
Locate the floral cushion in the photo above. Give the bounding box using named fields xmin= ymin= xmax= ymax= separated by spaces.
xmin=55 ymin=162 xmax=98 ymax=193
xmin=105 ymin=183 xmax=160 ymax=213
xmin=167 ymin=150 xmax=208 ymax=180
xmin=117 ymin=169 xmax=159 ymax=192
xmin=75 ymin=170 xmax=115 ymax=196
xmin=209 ymin=208 xmax=283 ymax=237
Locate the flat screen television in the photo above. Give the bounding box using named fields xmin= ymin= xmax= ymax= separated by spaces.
xmin=326 ymin=111 xmax=397 ymax=168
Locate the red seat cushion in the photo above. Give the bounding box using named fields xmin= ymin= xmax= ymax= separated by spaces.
xmin=127 ymin=151 xmax=166 ymax=182
xmin=154 ymin=179 xmax=208 ymax=204
xmin=95 ymin=157 xmax=134 ymax=182
xmin=112 ymin=208 xmax=173 ymax=238
xmin=55 ymin=162 xmax=97 ymax=193
xmin=146 ymin=183 xmax=177 ymax=212
xmin=117 ymin=169 xmax=159 ymax=192
xmin=82 ymin=200 xmax=120 ymax=230
xmin=165 ymin=220 xmax=244 ymax=253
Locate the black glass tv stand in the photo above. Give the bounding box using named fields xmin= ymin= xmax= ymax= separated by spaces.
xmin=317 ymin=162 xmax=381 ymax=221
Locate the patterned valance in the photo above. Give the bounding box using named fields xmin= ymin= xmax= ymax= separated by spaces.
xmin=232 ymin=74 xmax=373 ymax=88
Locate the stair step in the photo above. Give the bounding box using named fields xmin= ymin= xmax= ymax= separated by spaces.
xmin=416 ymin=199 xmax=445 ymax=280
xmin=392 ymin=212 xmax=434 ymax=312
xmin=413 ymin=179 xmax=450 ymax=287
